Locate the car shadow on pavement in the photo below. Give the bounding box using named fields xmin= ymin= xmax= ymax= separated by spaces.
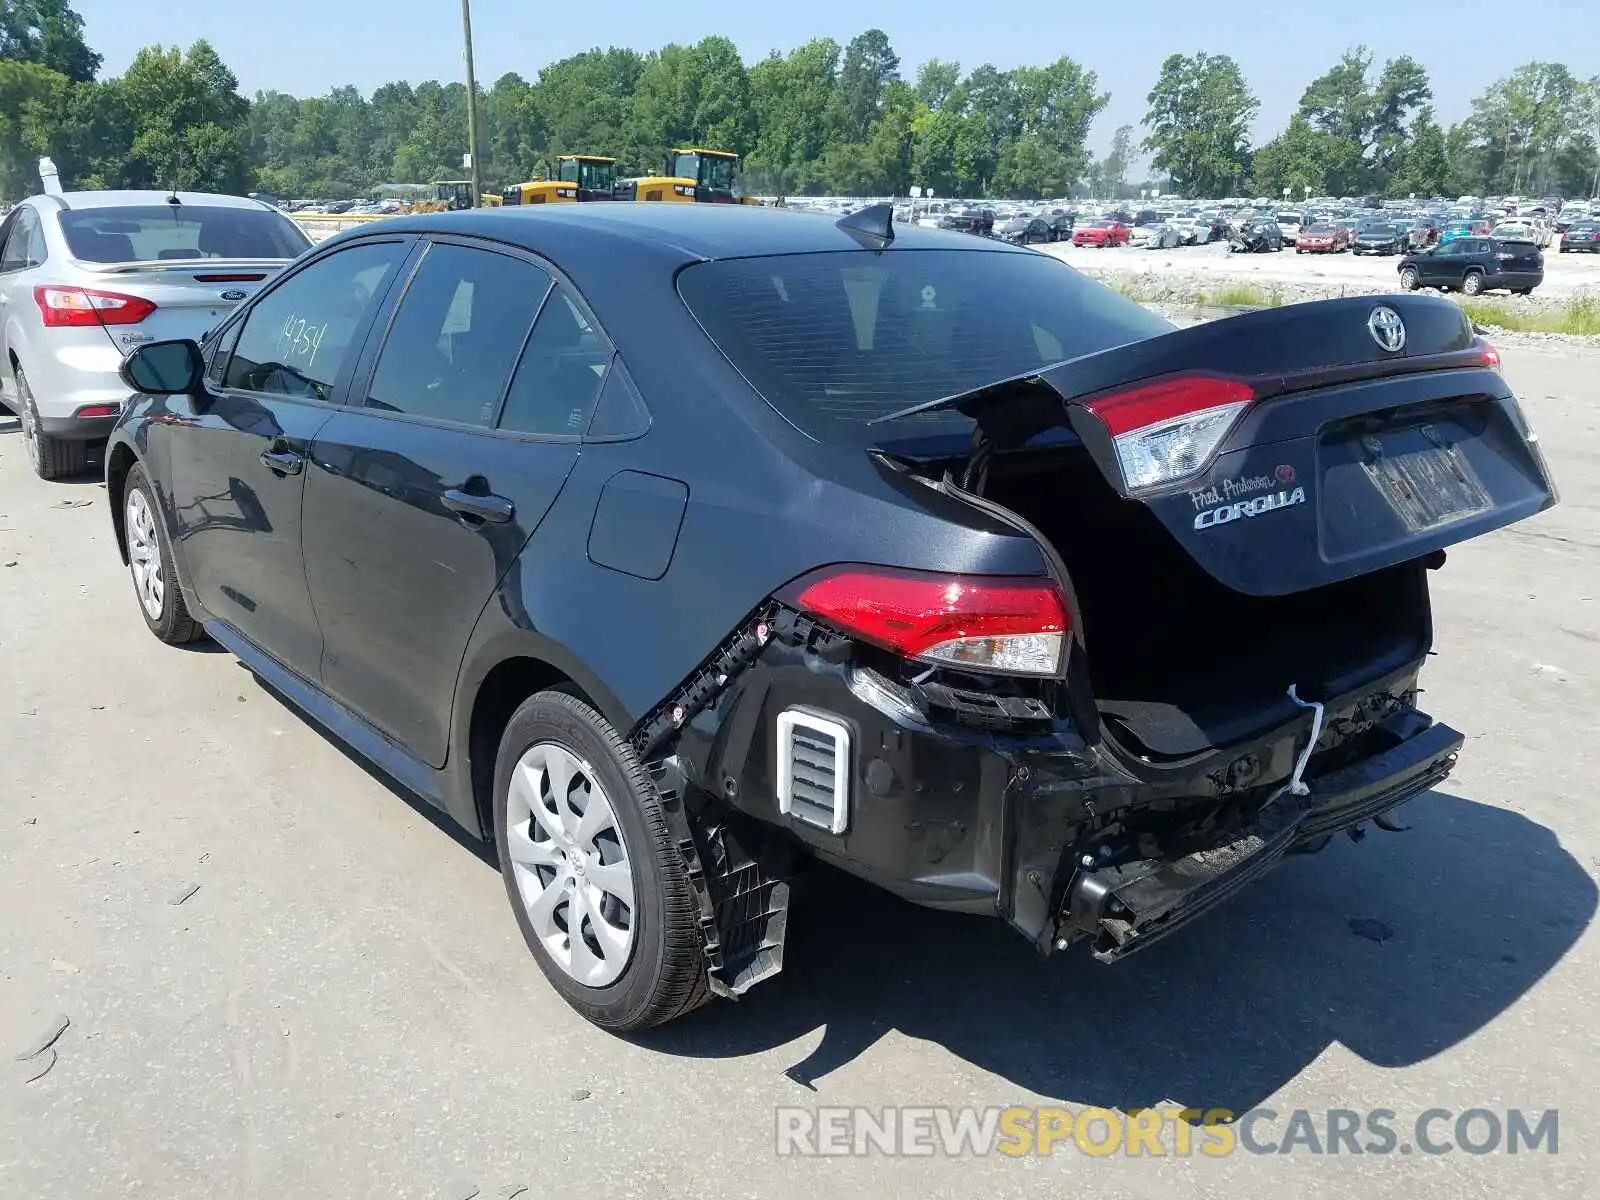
xmin=643 ymin=790 xmax=1596 ymax=1116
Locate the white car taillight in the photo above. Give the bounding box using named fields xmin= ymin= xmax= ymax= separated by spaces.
xmin=1082 ymin=374 xmax=1256 ymax=494
xmin=34 ymin=286 xmax=156 ymax=328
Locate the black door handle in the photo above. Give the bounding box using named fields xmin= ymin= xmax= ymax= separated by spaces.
xmin=442 ymin=488 xmax=514 ymax=524
xmin=260 ymin=448 xmax=303 ymax=476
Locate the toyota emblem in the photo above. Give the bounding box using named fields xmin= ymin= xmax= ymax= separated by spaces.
xmin=1367 ymin=305 xmax=1406 ymax=353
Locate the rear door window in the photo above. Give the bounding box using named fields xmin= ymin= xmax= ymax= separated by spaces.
xmin=365 ymin=242 xmax=550 ymax=428
xmin=678 ymin=249 xmax=1170 ymax=440
xmin=224 ymin=240 xmax=408 ymax=402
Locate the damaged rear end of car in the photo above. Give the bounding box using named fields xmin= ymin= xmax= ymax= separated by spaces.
xmin=659 ymin=249 xmax=1557 ymax=990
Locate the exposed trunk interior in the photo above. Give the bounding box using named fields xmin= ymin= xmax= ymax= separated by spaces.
xmin=984 ymin=447 xmax=1433 ymax=761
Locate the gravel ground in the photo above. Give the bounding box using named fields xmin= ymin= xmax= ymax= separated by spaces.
xmin=2 ymin=345 xmax=1597 ymax=1199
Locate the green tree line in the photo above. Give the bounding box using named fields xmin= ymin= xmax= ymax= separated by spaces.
xmin=3 ymin=1 xmax=1598 ymax=202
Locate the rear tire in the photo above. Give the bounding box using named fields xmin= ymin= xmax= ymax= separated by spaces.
xmin=123 ymin=464 xmax=204 ymax=644
xmin=1462 ymin=270 xmax=1484 ymax=296
xmin=494 ymin=690 xmax=711 ymax=1031
xmin=16 ymin=369 xmax=88 ymax=481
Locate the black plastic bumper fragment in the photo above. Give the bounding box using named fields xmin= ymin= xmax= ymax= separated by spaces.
xmin=633 ymin=606 xmax=793 ymax=999
xmin=650 ymin=758 xmax=790 ymax=999
xmin=1063 ymin=714 xmax=1463 ymax=962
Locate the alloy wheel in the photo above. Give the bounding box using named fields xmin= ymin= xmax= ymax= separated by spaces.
xmin=20 ymin=398 xmax=40 ymax=473
xmin=125 ymin=489 xmax=165 ymax=620
xmin=504 ymin=742 xmax=637 ymax=987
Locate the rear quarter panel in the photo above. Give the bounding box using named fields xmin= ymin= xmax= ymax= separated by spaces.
xmin=448 ymin=254 xmax=1049 ymax=739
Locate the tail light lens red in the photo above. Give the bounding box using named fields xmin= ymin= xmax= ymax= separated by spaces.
xmin=34 ymin=286 xmax=156 ymax=328
xmin=1478 ymin=340 xmax=1502 ymax=372
xmin=789 ymin=566 xmax=1068 ymax=676
xmin=1081 ymin=373 xmax=1256 ymax=493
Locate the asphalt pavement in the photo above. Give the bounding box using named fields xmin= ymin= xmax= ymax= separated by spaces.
xmin=1 ymin=344 xmax=1596 ymax=1199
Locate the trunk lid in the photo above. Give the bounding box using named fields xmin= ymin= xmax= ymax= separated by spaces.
xmin=875 ymin=295 xmax=1558 ymax=597
xmin=73 ymin=259 xmax=287 ymax=354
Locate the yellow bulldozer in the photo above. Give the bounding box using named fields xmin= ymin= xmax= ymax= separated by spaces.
xmin=614 ymin=148 xmax=758 ymax=204
xmin=500 ymin=156 xmax=618 ymax=206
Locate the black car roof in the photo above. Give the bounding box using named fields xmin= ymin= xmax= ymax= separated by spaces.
xmin=365 ymin=202 xmax=1026 ymax=263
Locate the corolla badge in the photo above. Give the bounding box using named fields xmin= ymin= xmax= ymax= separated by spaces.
xmin=1367 ymin=304 xmax=1406 ymax=352
xmin=219 ymin=289 xmax=248 ymax=302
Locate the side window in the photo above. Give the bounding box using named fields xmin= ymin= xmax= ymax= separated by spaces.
xmin=23 ymin=211 xmax=47 ymax=267
xmin=205 ymin=319 xmax=244 ymax=384
xmin=583 ymin=362 xmax=650 ymax=440
xmin=224 ymin=241 xmax=407 ymax=401
xmin=366 ymin=243 xmax=549 ymax=427
xmin=0 ymin=210 xmax=35 ymax=272
xmin=498 ymin=284 xmax=614 ymax=437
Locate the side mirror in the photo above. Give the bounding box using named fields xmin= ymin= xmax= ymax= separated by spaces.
xmin=120 ymin=339 xmax=205 ymax=395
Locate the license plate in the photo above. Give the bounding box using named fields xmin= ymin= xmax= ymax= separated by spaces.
xmin=1361 ymin=438 xmax=1493 ymax=532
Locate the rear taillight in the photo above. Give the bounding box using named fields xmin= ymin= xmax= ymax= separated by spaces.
xmin=1478 ymin=340 xmax=1502 ymax=372
xmin=788 ymin=566 xmax=1068 ymax=676
xmin=34 ymin=286 xmax=156 ymax=328
xmin=1081 ymin=373 xmax=1256 ymax=493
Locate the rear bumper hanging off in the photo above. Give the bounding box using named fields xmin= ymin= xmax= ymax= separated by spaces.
xmin=1060 ymin=712 xmax=1462 ymax=961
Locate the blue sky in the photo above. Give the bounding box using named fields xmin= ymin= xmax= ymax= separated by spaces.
xmin=76 ymin=0 xmax=1597 ymax=156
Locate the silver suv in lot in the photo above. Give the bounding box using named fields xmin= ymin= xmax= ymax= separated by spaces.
xmin=0 ymin=191 xmax=310 ymax=478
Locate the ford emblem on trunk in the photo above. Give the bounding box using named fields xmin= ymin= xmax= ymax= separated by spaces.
xmin=219 ymin=289 xmax=247 ymax=302
xmin=1367 ymin=304 xmax=1406 ymax=353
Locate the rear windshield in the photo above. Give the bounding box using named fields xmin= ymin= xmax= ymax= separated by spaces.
xmin=677 ymin=249 xmax=1171 ymax=441
xmin=59 ymin=206 xmax=311 ymax=264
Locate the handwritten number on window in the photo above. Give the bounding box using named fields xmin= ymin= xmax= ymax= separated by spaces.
xmin=276 ymin=313 xmax=328 ymax=370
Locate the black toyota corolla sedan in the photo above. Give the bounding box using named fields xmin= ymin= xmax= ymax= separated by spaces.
xmin=106 ymin=203 xmax=1557 ymax=1031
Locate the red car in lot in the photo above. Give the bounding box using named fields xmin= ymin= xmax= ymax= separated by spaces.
xmin=1295 ymin=223 xmax=1349 ymax=254
xmin=1072 ymin=219 xmax=1130 ymax=247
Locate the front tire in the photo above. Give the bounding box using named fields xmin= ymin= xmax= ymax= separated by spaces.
xmin=494 ymin=691 xmax=711 ymax=1031
xmin=1398 ymin=266 xmax=1419 ymax=291
xmin=16 ymin=368 xmax=88 ymax=481
xmin=123 ymin=465 xmax=204 ymax=644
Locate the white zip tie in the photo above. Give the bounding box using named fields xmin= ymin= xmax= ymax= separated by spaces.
xmin=1282 ymin=683 xmax=1325 ymax=798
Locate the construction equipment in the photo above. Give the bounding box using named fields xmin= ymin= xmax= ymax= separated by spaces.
xmin=501 ymin=156 xmax=617 ymax=206
xmin=557 ymin=155 xmax=618 ymax=202
xmin=501 ymin=180 xmax=576 ymax=205
xmin=614 ymin=148 xmax=754 ymax=204
xmin=407 ymin=181 xmax=477 ymax=213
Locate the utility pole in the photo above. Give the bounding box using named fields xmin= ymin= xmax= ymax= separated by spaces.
xmin=461 ymin=0 xmax=482 ymax=207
